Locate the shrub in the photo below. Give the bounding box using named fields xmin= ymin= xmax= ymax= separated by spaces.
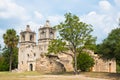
xmin=77 ymin=52 xmax=95 ymax=72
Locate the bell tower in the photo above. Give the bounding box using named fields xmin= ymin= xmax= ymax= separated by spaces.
xmin=38 ymin=20 xmax=56 ymax=53
xmin=19 ymin=25 xmax=36 ymax=46
xmin=18 ymin=25 xmax=36 ymax=71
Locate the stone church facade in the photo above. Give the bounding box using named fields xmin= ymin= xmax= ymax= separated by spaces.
xmin=18 ymin=20 xmax=116 ymax=73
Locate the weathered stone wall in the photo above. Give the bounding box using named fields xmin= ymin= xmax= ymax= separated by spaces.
xmin=36 ymin=55 xmax=66 ymax=73
xmin=57 ymin=54 xmax=74 ymax=72
xmin=93 ymin=57 xmax=116 ymax=73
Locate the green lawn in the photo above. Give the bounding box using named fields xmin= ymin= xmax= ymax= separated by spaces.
xmin=0 ymin=71 xmax=45 ymax=77
xmin=0 ymin=71 xmax=120 ymax=80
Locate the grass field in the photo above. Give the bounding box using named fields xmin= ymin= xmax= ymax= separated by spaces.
xmin=81 ymin=72 xmax=120 ymax=80
xmin=0 ymin=71 xmax=120 ymax=80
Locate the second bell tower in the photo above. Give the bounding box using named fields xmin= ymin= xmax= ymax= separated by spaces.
xmin=38 ymin=20 xmax=56 ymax=53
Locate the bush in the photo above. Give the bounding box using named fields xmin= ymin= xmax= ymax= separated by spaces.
xmin=77 ymin=52 xmax=95 ymax=72
xmin=0 ymin=56 xmax=9 ymax=71
xmin=116 ymin=64 xmax=120 ymax=73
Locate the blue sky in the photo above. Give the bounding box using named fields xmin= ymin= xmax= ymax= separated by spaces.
xmin=0 ymin=0 xmax=120 ymax=47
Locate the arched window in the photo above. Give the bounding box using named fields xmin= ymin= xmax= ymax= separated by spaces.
xmin=40 ymin=30 xmax=46 ymax=39
xmin=50 ymin=31 xmax=54 ymax=39
xmin=34 ymin=53 xmax=36 ymax=57
xmin=27 ymin=54 xmax=29 ymax=57
xmin=22 ymin=35 xmax=25 ymax=41
xmin=30 ymin=35 xmax=33 ymax=41
xmin=21 ymin=61 xmax=23 ymax=64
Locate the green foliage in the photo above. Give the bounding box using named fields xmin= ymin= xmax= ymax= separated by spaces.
xmin=0 ymin=47 xmax=18 ymax=71
xmin=96 ymin=28 xmax=120 ymax=64
xmin=0 ymin=44 xmax=1 ymax=50
xmin=116 ymin=64 xmax=120 ymax=73
xmin=48 ymin=13 xmax=96 ymax=73
xmin=3 ymin=29 xmax=19 ymax=48
xmin=3 ymin=29 xmax=19 ymax=71
xmin=55 ymin=13 xmax=96 ymax=52
xmin=48 ymin=39 xmax=68 ymax=54
xmin=0 ymin=48 xmax=9 ymax=71
xmin=77 ymin=52 xmax=95 ymax=71
xmin=0 ymin=55 xmax=9 ymax=71
xmin=12 ymin=47 xmax=18 ymax=69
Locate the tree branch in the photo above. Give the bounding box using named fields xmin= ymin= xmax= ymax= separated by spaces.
xmin=61 ymin=51 xmax=74 ymax=59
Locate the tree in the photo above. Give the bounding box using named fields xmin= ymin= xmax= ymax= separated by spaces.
xmin=0 ymin=56 xmax=8 ymax=71
xmin=3 ymin=29 xmax=19 ymax=71
xmin=96 ymin=28 xmax=120 ymax=65
xmin=0 ymin=47 xmax=9 ymax=71
xmin=11 ymin=47 xmax=18 ymax=69
xmin=0 ymin=47 xmax=18 ymax=71
xmin=0 ymin=44 xmax=1 ymax=51
xmin=48 ymin=13 xmax=96 ymax=74
xmin=77 ymin=52 xmax=94 ymax=71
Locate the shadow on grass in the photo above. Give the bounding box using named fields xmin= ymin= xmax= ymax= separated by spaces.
xmin=45 ymin=71 xmax=120 ymax=80
xmin=107 ymin=73 xmax=120 ymax=80
xmin=44 ymin=71 xmax=75 ymax=75
xmin=80 ymin=72 xmax=120 ymax=80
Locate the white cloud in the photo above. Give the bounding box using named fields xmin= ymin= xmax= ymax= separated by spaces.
xmin=26 ymin=21 xmax=41 ymax=32
xmin=15 ymin=21 xmax=41 ymax=34
xmin=99 ymin=0 xmax=113 ymax=11
xmin=0 ymin=0 xmax=30 ymax=20
xmin=34 ymin=11 xmax=43 ymax=19
xmin=0 ymin=29 xmax=5 ymax=48
xmin=80 ymin=11 xmax=118 ymax=43
xmin=47 ymin=15 xmax=64 ymax=25
xmin=81 ymin=11 xmax=106 ymax=30
xmin=79 ymin=0 xmax=120 ymax=43
xmin=114 ymin=0 xmax=120 ymax=7
xmin=0 ymin=29 xmax=5 ymax=38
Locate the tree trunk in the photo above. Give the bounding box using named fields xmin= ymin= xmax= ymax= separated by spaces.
xmin=74 ymin=51 xmax=78 ymax=74
xmin=9 ymin=47 xmax=12 ymax=72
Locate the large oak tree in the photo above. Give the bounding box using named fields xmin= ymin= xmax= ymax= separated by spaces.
xmin=48 ymin=13 xmax=96 ymax=74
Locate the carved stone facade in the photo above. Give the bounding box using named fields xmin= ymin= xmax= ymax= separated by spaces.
xmin=18 ymin=20 xmax=116 ymax=73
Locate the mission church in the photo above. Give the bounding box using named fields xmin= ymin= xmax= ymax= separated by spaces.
xmin=18 ymin=20 xmax=116 ymax=73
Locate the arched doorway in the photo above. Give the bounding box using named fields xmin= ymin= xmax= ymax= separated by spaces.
xmin=29 ymin=64 xmax=33 ymax=71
